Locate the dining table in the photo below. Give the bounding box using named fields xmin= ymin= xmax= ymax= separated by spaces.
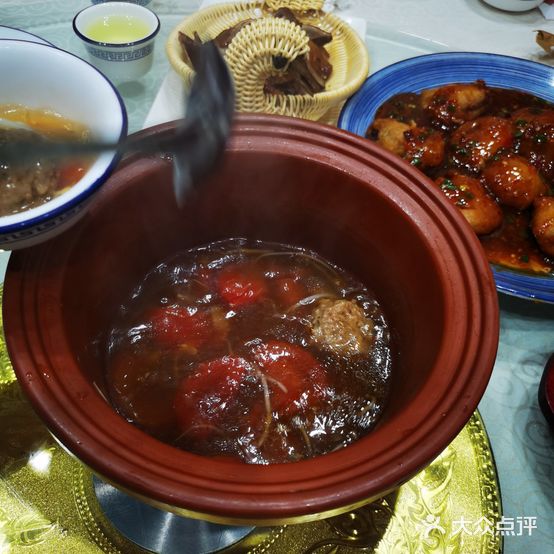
xmin=0 ymin=1 xmax=553 ymax=553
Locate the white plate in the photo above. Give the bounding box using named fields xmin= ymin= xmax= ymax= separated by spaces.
xmin=143 ymin=23 xmax=449 ymax=128
xmin=363 ymin=23 xmax=449 ymax=73
xmin=0 ymin=25 xmax=52 ymax=46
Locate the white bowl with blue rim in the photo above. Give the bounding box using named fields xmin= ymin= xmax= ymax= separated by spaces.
xmin=0 ymin=38 xmax=126 ymax=250
xmin=339 ymin=51 xmax=554 ymax=303
xmin=74 ymin=1 xmax=160 ymax=83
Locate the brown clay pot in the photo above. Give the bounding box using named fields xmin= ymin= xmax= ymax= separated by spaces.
xmin=2 ymin=114 xmax=499 ymax=525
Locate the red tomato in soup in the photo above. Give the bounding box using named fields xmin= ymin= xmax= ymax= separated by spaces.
xmin=273 ymin=276 xmax=305 ymax=308
xmin=174 ymin=355 xmax=251 ymax=438
xmin=217 ymin=266 xmax=267 ymax=307
xmin=147 ymin=306 xmax=212 ymax=349
xmin=252 ymin=340 xmax=329 ymax=416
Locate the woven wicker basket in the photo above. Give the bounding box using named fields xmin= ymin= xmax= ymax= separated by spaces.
xmin=265 ymin=0 xmax=323 ymax=9
xmin=166 ymin=1 xmax=369 ymax=121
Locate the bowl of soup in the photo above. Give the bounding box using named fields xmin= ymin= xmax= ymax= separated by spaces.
xmin=3 ymin=114 xmax=499 ymax=524
xmin=0 ymin=39 xmax=126 ymax=249
xmin=339 ymin=52 xmax=554 ymax=303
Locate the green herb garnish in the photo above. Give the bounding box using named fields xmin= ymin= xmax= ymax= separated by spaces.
xmin=440 ymin=178 xmax=458 ymax=192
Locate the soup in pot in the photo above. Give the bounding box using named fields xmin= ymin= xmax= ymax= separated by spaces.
xmin=105 ymin=239 xmax=393 ymax=464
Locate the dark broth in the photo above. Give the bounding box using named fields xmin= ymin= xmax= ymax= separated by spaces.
xmin=105 ymin=239 xmax=392 ymax=464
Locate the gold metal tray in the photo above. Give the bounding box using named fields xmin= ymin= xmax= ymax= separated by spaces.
xmin=0 ymin=286 xmax=502 ymax=553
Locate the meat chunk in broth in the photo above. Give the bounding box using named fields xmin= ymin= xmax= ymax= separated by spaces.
xmin=311 ymin=299 xmax=374 ymax=357
xmin=0 ymin=128 xmax=59 ymax=215
xmin=0 ymin=108 xmax=90 ymax=216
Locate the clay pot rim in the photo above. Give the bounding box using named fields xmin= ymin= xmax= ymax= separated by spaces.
xmin=4 ymin=114 xmax=499 ymax=523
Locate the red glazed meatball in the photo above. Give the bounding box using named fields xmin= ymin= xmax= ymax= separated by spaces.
xmin=421 ymin=82 xmax=488 ymax=130
xmin=450 ymin=116 xmax=513 ymax=172
xmin=404 ymin=126 xmax=446 ymax=168
xmin=369 ymin=120 xmax=445 ymax=169
xmin=436 ymin=173 xmax=503 ymax=235
xmin=512 ymin=107 xmax=554 ymax=182
xmin=369 ymin=118 xmax=413 ymax=156
xmin=531 ymin=196 xmax=554 ymax=257
xmin=511 ymin=107 xmax=554 ymax=128
xmin=482 ymin=154 xmax=546 ymax=210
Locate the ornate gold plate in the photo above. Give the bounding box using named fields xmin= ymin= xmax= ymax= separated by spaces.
xmin=0 ymin=285 xmax=502 ymax=553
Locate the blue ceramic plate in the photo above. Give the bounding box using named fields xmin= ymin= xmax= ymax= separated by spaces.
xmin=339 ymin=51 xmax=554 ymax=303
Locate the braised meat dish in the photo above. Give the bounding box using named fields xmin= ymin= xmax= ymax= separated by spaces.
xmin=367 ymin=81 xmax=554 ymax=273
